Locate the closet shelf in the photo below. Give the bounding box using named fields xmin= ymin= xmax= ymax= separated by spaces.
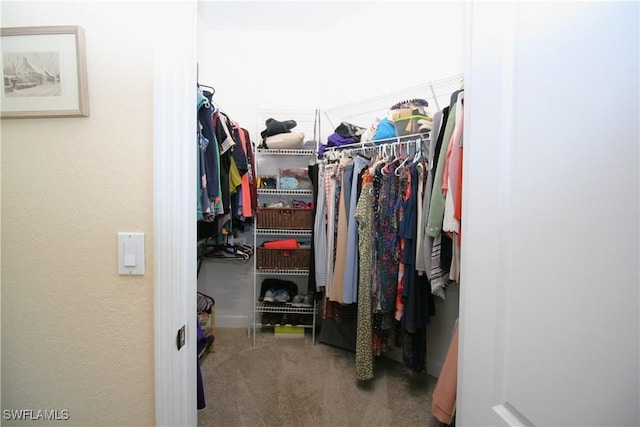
xmin=202 ymin=256 xmax=251 ymax=264
xmin=256 ymin=148 xmax=315 ymax=156
xmin=256 ymin=268 xmax=310 ymax=276
xmin=255 ymin=301 xmax=316 ymax=314
xmin=257 ymin=189 xmax=313 ymax=197
xmin=252 ymin=115 xmax=317 ymax=347
xmin=252 ymin=321 xmax=315 ymax=329
xmin=256 ymin=229 xmax=312 ymax=236
xmin=254 ymin=300 xmax=318 ymax=344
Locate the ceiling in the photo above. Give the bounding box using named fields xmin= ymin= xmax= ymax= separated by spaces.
xmin=197 ymin=1 xmax=373 ymax=31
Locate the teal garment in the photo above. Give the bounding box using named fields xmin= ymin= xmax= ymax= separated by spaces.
xmin=197 ymin=91 xmax=208 ymax=110
xmin=426 ymin=103 xmax=457 ymax=238
xmin=373 ymin=117 xmax=396 ymax=143
xmin=197 ymin=134 xmax=203 ymax=221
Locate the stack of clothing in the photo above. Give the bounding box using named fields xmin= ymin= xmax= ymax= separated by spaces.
xmin=318 ymin=121 xmax=367 ymax=159
xmin=388 ymin=98 xmax=433 ymax=136
xmin=259 ymin=118 xmax=305 ymax=149
xmin=371 ymin=98 xmax=433 ymax=144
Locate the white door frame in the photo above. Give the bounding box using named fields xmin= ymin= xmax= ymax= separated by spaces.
xmin=458 ymin=2 xmax=519 ymax=424
xmin=153 ymin=2 xmax=198 ymax=426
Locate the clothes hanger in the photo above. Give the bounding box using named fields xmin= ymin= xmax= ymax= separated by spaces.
xmin=394 ymin=138 xmax=412 ymax=176
xmin=382 ymin=144 xmax=399 ymax=176
xmin=198 ymin=83 xmax=215 ymax=95
xmin=412 ymin=137 xmax=423 ymax=164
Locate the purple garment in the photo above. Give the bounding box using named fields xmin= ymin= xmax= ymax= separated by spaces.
xmin=318 ymin=133 xmax=358 ymax=159
xmin=328 ymin=132 xmax=357 ymax=146
xmin=197 ymin=318 xmax=207 ymax=409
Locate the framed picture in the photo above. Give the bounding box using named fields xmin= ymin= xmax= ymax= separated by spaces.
xmin=1 ymin=26 xmax=89 ymax=119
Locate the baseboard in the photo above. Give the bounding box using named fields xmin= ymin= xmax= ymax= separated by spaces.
xmin=215 ymin=314 xmax=249 ymax=328
xmin=427 ymin=360 xmax=443 ymax=378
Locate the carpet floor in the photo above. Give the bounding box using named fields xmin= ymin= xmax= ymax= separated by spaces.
xmin=198 ymin=327 xmax=437 ymax=427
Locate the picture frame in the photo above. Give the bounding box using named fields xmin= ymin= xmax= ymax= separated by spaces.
xmin=1 ymin=26 xmax=89 ymax=119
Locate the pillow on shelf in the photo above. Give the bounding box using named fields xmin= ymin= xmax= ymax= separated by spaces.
xmin=264 ymin=131 xmax=305 ymax=149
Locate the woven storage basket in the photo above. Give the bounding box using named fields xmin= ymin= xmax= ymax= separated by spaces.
xmin=257 ymin=247 xmax=311 ymax=270
xmin=256 ymin=208 xmax=313 ymax=230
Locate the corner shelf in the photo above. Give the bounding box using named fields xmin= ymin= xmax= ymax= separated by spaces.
xmin=256 ymin=229 xmax=312 ymax=237
xmin=256 ymin=268 xmax=310 ymax=276
xmin=257 ymin=189 xmax=313 ymax=197
xmin=254 ymin=301 xmax=317 ymax=344
xmin=251 ymin=136 xmax=317 ymax=347
xmin=256 ymin=148 xmax=315 ymax=156
xmin=255 ymin=301 xmax=316 ymax=314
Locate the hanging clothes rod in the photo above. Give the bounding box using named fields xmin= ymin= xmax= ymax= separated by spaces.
xmin=322 ymin=132 xmax=428 ymax=154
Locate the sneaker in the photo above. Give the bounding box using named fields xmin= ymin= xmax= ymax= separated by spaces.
xmin=301 ymin=293 xmax=314 ymax=308
xmin=291 ymin=294 xmax=304 ymax=307
xmin=263 ymin=289 xmax=276 ymax=303
xmin=274 ymin=289 xmax=290 ymax=303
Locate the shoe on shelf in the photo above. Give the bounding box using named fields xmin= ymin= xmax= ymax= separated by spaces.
xmin=263 ymin=289 xmax=276 ymax=303
xmin=271 ymin=313 xmax=283 ymax=325
xmin=291 ymin=294 xmax=304 ymax=307
xmin=274 ymin=289 xmax=290 ymax=303
xmin=301 ymin=293 xmax=314 ymax=308
xmin=261 ymin=312 xmax=272 ymax=325
xmin=288 ymin=313 xmax=301 ymax=325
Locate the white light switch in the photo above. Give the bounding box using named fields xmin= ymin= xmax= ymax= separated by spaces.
xmin=118 ymin=232 xmax=145 ymax=275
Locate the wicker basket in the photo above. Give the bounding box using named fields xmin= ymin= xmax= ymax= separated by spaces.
xmin=257 ymin=247 xmax=311 ymax=270
xmin=256 ymin=208 xmax=313 ymax=230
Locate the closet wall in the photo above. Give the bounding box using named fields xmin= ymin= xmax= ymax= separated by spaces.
xmin=197 ymin=1 xmax=465 ymax=139
xmin=196 ymin=1 xmax=466 ymax=375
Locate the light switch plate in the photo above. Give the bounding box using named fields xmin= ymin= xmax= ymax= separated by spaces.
xmin=118 ymin=232 xmax=145 ymax=275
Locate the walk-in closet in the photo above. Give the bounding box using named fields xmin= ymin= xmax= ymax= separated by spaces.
xmin=194 ymin=2 xmax=640 ymax=426
xmin=0 ymin=1 xmax=636 ymax=426
xmin=1 ymin=1 xmax=637 ymax=427
xmin=194 ymin=2 xmax=466 ymax=425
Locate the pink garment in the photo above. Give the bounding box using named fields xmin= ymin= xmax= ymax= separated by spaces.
xmin=441 ymin=93 xmax=464 ymax=198
xmin=432 ymin=322 xmax=459 ymax=425
xmin=449 ymin=94 xmax=464 ymax=220
xmin=442 ymin=94 xmax=465 ymax=246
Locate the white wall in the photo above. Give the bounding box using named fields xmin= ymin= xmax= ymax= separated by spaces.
xmin=198 ymin=260 xmax=254 ymax=328
xmin=196 ymin=1 xmax=465 ymax=373
xmin=1 ymin=2 xmax=159 ymax=425
xmin=197 ymin=1 xmax=465 ymax=137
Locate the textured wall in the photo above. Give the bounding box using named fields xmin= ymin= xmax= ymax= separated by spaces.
xmin=1 ymin=2 xmax=155 ymax=425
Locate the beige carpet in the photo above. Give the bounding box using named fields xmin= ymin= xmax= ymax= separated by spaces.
xmin=198 ymin=328 xmax=437 ymax=427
